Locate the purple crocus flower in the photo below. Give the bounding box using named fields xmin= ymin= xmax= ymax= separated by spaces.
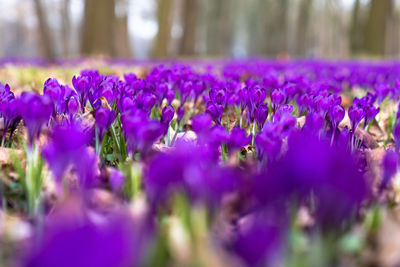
xmin=122 ymin=109 xmax=163 ymax=156
xmin=161 ymin=105 xmax=174 ymax=124
xmin=145 ymin=140 xmax=238 ymax=207
xmin=0 ymin=97 xmax=21 ymax=146
xmin=255 ymin=123 xmax=283 ymax=162
xmin=282 ymin=82 xmax=297 ymax=102
xmin=109 ymin=168 xmax=125 ymax=193
xmin=379 ymin=150 xmax=399 ymax=193
xmin=348 ymin=104 xmax=365 ymax=132
xmin=66 ymin=95 xmax=80 ymax=120
xmin=329 ymin=105 xmax=345 ymax=129
xmin=72 ymin=75 xmax=91 ymax=113
xmin=228 ymin=126 xmax=251 ymax=151
xmin=297 ymin=94 xmax=312 ymax=115
xmin=231 ymin=216 xmax=282 ymax=267
xmin=0 ymin=82 xmax=13 ymax=102
xmin=192 ymin=113 xmax=212 ymax=144
xmin=161 ymin=105 xmax=175 ymax=135
xmin=42 ymin=122 xmax=97 ymax=189
xmin=193 ymin=80 xmax=205 ymax=103
xmin=249 ymin=86 xmax=266 ymax=106
xmin=177 ymin=106 xmax=185 ymax=123
xmin=94 ymin=106 xmax=115 ymax=142
xmin=363 ymin=105 xmax=379 ymax=128
xmin=375 ymin=83 xmax=391 ymax=104
xmin=19 ymin=92 xmax=52 ymax=146
xmin=206 ymin=102 xmax=224 ymax=125
xmin=271 ymin=89 xmax=285 ymax=113
xmin=210 ymin=87 xmax=227 ymax=105
xmin=314 ymin=95 xmax=333 ymax=117
xmin=238 ymin=87 xmax=249 ymax=112
xmin=156 ymin=82 xmax=169 ymax=102
xmin=303 ymin=112 xmax=325 ymax=136
xmin=43 ymin=78 xmax=64 ymax=117
xmin=166 ymin=89 xmax=175 ymax=105
xmin=179 ymin=81 xmax=192 ymax=103
xmin=25 ymin=202 xmax=152 ymax=267
xmin=254 ymin=131 xmax=368 ymax=229
xmin=394 ymin=121 xmax=400 ymax=150
xmin=254 ymin=103 xmax=268 ymax=129
xmin=192 ymin=113 xmax=212 ymax=133
xmin=95 ymin=76 xmax=117 ymax=107
xmin=362 ymin=92 xmax=377 ymax=105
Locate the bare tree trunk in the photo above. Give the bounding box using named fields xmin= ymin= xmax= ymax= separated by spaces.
xmin=81 ymin=0 xmax=116 ymax=56
xmin=260 ymin=0 xmax=289 ymax=55
xmin=180 ymin=0 xmax=198 ymax=56
xmin=153 ymin=0 xmax=174 ymax=58
xmin=33 ymin=0 xmax=55 ymax=59
xmin=350 ymin=0 xmax=363 ymax=54
xmin=204 ymin=0 xmax=221 ymax=55
xmin=247 ymin=0 xmax=262 ymax=55
xmin=115 ymin=16 xmax=132 ymax=57
xmin=384 ymin=0 xmax=396 ymax=56
xmin=295 ymin=0 xmax=313 ymax=57
xmin=365 ymin=0 xmax=392 ymax=55
xmin=218 ymin=0 xmax=235 ymax=56
xmin=114 ymin=0 xmax=132 ymax=57
xmin=275 ymin=0 xmax=289 ymax=53
xmin=61 ymin=0 xmax=71 ymax=57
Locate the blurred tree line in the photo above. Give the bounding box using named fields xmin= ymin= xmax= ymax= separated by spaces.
xmin=4 ymin=0 xmax=400 ymax=58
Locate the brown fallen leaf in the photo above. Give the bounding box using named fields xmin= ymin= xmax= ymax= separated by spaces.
xmin=368 ymin=119 xmax=385 ymax=142
xmin=354 ymin=127 xmax=379 ymax=149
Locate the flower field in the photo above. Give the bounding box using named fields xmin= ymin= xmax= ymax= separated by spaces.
xmin=1 ymin=59 xmax=400 ymax=266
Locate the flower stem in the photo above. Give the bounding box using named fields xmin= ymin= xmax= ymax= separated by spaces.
xmin=251 ymin=122 xmax=256 ymax=146
xmin=170 ymin=122 xmax=181 ymax=147
xmin=330 ymin=127 xmax=336 ymax=146
xmin=95 ymin=127 xmax=100 ymax=155
xmin=26 ymin=144 xmax=42 ymax=216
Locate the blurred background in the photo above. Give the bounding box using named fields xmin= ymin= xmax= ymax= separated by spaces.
xmin=0 ymin=0 xmax=399 ymax=59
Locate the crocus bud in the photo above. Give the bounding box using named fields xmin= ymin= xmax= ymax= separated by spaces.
xmin=177 ymin=106 xmax=185 ymax=123
xmin=44 ymin=78 xmax=63 ymax=103
xmin=271 ymin=89 xmax=285 ymax=112
xmin=380 ymin=150 xmax=399 ymax=193
xmin=255 ymin=104 xmax=268 ymax=129
xmin=348 ymin=105 xmax=364 ymax=131
xmin=364 ymin=105 xmax=379 ymax=128
xmin=109 ymin=168 xmax=125 ymax=193
xmin=192 ymin=114 xmax=212 ymax=133
xmin=228 ymin=126 xmax=251 ymax=150
xmin=250 ymin=86 xmax=266 ymax=106
xmin=329 ymin=105 xmax=345 ymax=128
xmin=94 ymin=107 xmax=115 ymax=141
xmin=161 ymin=105 xmax=174 ymax=124
xmin=394 ymin=121 xmax=400 ymax=150
xmin=19 ymin=92 xmax=52 ymax=146
xmin=67 ymin=96 xmax=79 ymax=117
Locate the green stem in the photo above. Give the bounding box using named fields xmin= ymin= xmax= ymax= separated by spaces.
xmin=110 ymin=124 xmax=121 ymax=155
xmin=330 ymin=127 xmax=336 ymax=146
xmin=95 ymin=128 xmax=100 ymax=156
xmin=251 ymin=122 xmax=256 ymax=146
xmin=26 ymin=144 xmax=41 ymax=216
xmin=132 ymin=163 xmax=142 ymax=198
xmin=166 ymin=126 xmax=171 ymax=146
xmin=170 ymin=122 xmax=181 ymax=147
